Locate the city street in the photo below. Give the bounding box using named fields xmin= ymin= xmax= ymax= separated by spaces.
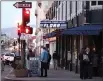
xmin=1 ymin=1 xmax=103 ymax=81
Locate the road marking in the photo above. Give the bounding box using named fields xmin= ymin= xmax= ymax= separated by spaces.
xmin=5 ymin=68 xmax=13 ymax=78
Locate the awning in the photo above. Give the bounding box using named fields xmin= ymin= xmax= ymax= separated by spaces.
xmin=45 ymin=29 xmax=63 ymax=38
xmin=46 ymin=31 xmax=56 ymax=38
xmin=62 ymin=24 xmax=103 ymax=35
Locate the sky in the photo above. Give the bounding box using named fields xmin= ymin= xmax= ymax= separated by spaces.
xmin=1 ymin=1 xmax=37 ymax=29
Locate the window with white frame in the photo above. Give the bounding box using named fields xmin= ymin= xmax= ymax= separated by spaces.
xmin=77 ymin=1 xmax=83 ymax=15
xmin=59 ymin=3 xmax=62 ymax=20
xmin=71 ymin=1 xmax=76 ymax=18
xmin=98 ymin=1 xmax=103 ymax=5
xmin=67 ymin=1 xmax=70 ymax=20
xmin=58 ymin=8 xmax=60 ymax=20
xmin=70 ymin=1 xmax=72 ymax=14
xmin=63 ymin=1 xmax=66 ymax=21
xmin=91 ymin=1 xmax=97 ymax=6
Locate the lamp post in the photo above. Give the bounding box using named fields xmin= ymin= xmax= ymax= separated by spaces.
xmin=18 ymin=23 xmax=21 ymax=56
xmin=101 ymin=5 xmax=103 ymax=81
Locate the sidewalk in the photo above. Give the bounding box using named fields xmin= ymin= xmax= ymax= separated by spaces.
xmin=4 ymin=68 xmax=102 ymax=81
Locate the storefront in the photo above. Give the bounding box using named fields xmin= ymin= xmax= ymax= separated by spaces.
xmin=61 ymin=24 xmax=103 ymax=75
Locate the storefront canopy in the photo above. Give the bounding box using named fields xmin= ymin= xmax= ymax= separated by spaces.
xmin=62 ymin=24 xmax=103 ymax=35
xmin=46 ymin=31 xmax=56 ymax=38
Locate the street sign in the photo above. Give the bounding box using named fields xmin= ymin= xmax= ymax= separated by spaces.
xmin=13 ymin=2 xmax=32 ymax=8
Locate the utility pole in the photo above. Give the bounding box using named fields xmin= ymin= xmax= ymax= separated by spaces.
xmin=21 ymin=7 xmax=26 ymax=68
xmin=13 ymin=1 xmax=32 ymax=69
xmin=102 ymin=4 xmax=103 ymax=81
xmin=18 ymin=23 xmax=21 ymax=56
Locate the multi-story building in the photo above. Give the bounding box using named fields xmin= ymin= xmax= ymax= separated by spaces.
xmin=41 ymin=1 xmax=103 ymax=77
xmin=35 ymin=1 xmax=54 ymax=55
xmin=43 ymin=1 xmax=85 ymax=71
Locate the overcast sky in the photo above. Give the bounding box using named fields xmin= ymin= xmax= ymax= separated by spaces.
xmin=1 ymin=1 xmax=36 ymax=28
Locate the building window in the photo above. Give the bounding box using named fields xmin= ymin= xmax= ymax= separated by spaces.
xmin=98 ymin=1 xmax=103 ymax=5
xmin=58 ymin=8 xmax=60 ymax=20
xmin=70 ymin=1 xmax=72 ymax=14
xmin=62 ymin=2 xmax=63 ymax=20
xmin=59 ymin=1 xmax=61 ymax=5
xmin=55 ymin=8 xmax=57 ymax=20
xmin=55 ymin=1 xmax=58 ymax=8
xmin=65 ymin=1 xmax=67 ymax=20
xmin=91 ymin=1 xmax=96 ymax=5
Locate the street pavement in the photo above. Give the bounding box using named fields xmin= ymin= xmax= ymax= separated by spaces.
xmin=4 ymin=68 xmax=102 ymax=81
xmin=1 ymin=65 xmax=13 ymax=81
xmin=1 ymin=48 xmax=102 ymax=81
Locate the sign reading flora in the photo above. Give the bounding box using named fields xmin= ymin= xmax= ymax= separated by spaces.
xmin=40 ymin=20 xmax=67 ymax=29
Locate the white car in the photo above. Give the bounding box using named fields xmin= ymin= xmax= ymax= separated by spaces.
xmin=3 ymin=53 xmax=15 ymax=62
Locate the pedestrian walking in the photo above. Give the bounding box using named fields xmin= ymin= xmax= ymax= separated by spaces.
xmin=79 ymin=48 xmax=85 ymax=79
xmin=40 ymin=46 xmax=49 ymax=77
xmin=47 ymin=50 xmax=51 ymax=70
xmin=85 ymin=47 xmax=93 ymax=79
xmin=91 ymin=47 xmax=98 ymax=77
xmin=79 ymin=46 xmax=92 ymax=79
xmin=53 ymin=51 xmax=59 ymax=70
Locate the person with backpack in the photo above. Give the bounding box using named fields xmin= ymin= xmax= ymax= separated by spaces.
xmin=40 ymin=46 xmax=49 ymax=77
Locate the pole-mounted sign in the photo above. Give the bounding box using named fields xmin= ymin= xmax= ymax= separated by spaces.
xmin=13 ymin=1 xmax=32 ymax=8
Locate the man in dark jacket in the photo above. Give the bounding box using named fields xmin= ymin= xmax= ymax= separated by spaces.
xmin=53 ymin=51 xmax=59 ymax=70
xmin=79 ymin=48 xmax=85 ymax=79
xmin=47 ymin=51 xmax=51 ymax=70
xmin=92 ymin=47 xmax=98 ymax=77
xmin=40 ymin=46 xmax=49 ymax=77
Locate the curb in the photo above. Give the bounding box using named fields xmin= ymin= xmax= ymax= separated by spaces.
xmin=4 ymin=75 xmax=102 ymax=81
xmin=4 ymin=69 xmax=102 ymax=81
xmin=4 ymin=77 xmax=82 ymax=81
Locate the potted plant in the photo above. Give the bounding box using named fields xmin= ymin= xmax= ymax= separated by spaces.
xmin=13 ymin=63 xmax=28 ymax=77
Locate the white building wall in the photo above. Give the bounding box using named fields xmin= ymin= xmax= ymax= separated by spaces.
xmin=35 ymin=1 xmax=53 ymax=54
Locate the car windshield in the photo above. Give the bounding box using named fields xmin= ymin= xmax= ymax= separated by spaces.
xmin=5 ymin=53 xmax=14 ymax=57
xmin=9 ymin=54 xmax=15 ymax=57
xmin=5 ymin=54 xmax=10 ymax=56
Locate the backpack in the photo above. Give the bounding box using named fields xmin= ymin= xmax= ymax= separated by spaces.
xmin=83 ymin=54 xmax=89 ymax=62
xmin=48 ymin=53 xmax=51 ymax=63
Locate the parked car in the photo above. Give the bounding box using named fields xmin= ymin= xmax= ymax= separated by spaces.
xmin=3 ymin=53 xmax=15 ymax=65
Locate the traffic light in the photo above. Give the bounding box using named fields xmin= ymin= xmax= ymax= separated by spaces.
xmin=25 ymin=26 xmax=33 ymax=34
xmin=23 ymin=8 xmax=30 ymax=26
